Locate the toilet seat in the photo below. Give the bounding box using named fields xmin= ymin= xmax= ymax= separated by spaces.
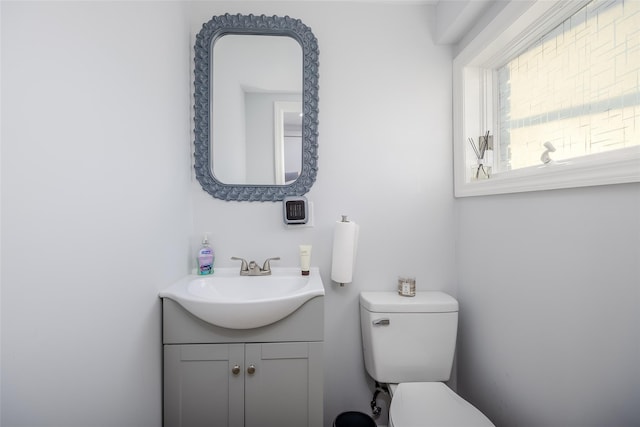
xmin=389 ymin=382 xmax=495 ymax=427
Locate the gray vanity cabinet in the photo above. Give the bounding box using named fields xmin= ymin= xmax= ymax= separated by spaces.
xmin=164 ymin=343 xmax=245 ymax=427
xmin=244 ymin=342 xmax=323 ymax=427
xmin=162 ymin=297 xmax=324 ymax=427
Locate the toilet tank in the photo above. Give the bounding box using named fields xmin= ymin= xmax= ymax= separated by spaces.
xmin=360 ymin=291 xmax=458 ymax=384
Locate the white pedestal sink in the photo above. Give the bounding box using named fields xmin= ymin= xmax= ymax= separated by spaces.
xmin=159 ymin=267 xmax=325 ymax=329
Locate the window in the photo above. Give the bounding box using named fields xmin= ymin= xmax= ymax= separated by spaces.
xmin=498 ymin=0 xmax=639 ymax=171
xmin=453 ymin=0 xmax=640 ymax=197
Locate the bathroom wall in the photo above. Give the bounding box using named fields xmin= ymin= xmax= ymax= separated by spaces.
xmin=0 ymin=3 xmax=3 ymax=421
xmin=5 ymin=2 xmax=637 ymax=427
xmin=0 ymin=3 xmax=3 ymax=422
xmin=455 ymin=183 xmax=640 ymax=427
xmin=1 ymin=2 xmax=192 ymax=426
xmin=452 ymin=3 xmax=640 ymax=425
xmin=186 ymin=2 xmax=455 ymax=425
xmin=2 ymin=1 xmax=454 ymax=426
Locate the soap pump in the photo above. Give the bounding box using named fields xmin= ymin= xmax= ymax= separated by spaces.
xmin=197 ymin=233 xmax=214 ymax=275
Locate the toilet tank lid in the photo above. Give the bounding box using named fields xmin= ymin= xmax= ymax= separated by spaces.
xmin=360 ymin=291 xmax=458 ymax=313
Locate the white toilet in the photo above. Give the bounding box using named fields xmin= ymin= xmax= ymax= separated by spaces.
xmin=360 ymin=291 xmax=495 ymax=427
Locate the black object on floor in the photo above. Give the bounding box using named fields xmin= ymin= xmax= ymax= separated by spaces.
xmin=333 ymin=411 xmax=377 ymax=427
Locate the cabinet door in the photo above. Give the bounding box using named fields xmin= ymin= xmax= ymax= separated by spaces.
xmin=164 ymin=344 xmax=245 ymax=427
xmin=244 ymin=342 xmax=323 ymax=427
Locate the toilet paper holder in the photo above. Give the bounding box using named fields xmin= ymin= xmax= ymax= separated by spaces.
xmin=331 ymin=214 xmax=359 ymax=287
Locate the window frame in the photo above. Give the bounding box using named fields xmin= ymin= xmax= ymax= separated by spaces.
xmin=453 ymin=0 xmax=640 ymax=197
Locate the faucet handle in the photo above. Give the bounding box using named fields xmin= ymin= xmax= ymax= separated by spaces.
xmin=262 ymin=257 xmax=280 ymax=272
xmin=230 ymin=257 xmax=249 ymax=272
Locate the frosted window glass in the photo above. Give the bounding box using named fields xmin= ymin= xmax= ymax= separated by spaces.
xmin=497 ymin=0 xmax=640 ymax=172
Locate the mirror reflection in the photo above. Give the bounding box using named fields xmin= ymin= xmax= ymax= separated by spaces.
xmin=212 ymin=34 xmax=302 ymax=185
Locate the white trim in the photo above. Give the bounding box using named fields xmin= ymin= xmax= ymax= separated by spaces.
xmin=456 ymin=146 xmax=640 ymax=197
xmin=453 ymin=0 xmax=640 ymax=197
xmin=273 ymin=101 xmax=302 ymax=185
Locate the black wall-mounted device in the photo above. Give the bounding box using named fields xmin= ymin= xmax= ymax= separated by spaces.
xmin=283 ymin=196 xmax=309 ymax=224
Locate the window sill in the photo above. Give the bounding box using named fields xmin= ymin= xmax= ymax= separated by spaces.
xmin=454 ymin=146 xmax=640 ymax=197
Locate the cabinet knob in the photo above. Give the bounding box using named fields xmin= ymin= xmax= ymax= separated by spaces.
xmin=247 ymin=364 xmax=256 ymax=375
xmin=231 ymin=364 xmax=240 ymax=375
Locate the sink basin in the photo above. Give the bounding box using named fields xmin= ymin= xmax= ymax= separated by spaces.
xmin=159 ymin=267 xmax=324 ymax=329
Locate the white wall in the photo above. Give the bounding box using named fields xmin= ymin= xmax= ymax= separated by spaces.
xmin=1 ymin=1 xmax=454 ymax=426
xmin=455 ymin=183 xmax=640 ymax=426
xmin=0 ymin=2 xmax=4 ymax=421
xmin=5 ymin=2 xmax=638 ymax=427
xmin=187 ymin=2 xmax=454 ymax=425
xmin=452 ymin=2 xmax=640 ymax=425
xmin=1 ymin=2 xmax=192 ymax=426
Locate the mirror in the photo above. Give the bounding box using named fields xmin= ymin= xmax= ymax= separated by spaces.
xmin=212 ymin=35 xmax=302 ymax=185
xmin=194 ymin=14 xmax=319 ymax=201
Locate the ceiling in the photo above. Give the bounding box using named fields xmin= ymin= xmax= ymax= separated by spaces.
xmin=236 ymin=0 xmax=496 ymax=45
xmin=432 ymin=0 xmax=495 ymax=45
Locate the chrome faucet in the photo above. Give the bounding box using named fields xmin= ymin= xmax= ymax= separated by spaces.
xmin=231 ymin=257 xmax=280 ymax=276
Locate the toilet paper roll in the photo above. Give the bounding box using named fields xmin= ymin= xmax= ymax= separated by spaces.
xmin=331 ymin=219 xmax=359 ymax=284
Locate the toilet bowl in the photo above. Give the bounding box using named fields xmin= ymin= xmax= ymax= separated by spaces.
xmin=388 ymin=383 xmax=494 ymax=427
xmin=360 ymin=291 xmax=494 ymax=427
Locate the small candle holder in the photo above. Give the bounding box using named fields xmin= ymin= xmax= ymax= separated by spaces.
xmin=397 ymin=276 xmax=416 ymax=297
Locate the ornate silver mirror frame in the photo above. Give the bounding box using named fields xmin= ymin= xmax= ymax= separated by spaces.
xmin=193 ymin=14 xmax=319 ymax=202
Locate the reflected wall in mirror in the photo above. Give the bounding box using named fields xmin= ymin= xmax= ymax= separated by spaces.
xmin=273 ymin=101 xmax=303 ymax=185
xmin=194 ymin=14 xmax=319 ymax=201
xmin=213 ymin=35 xmax=302 ymax=185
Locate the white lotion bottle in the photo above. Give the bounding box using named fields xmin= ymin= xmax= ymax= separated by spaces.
xmin=299 ymin=245 xmax=312 ymax=276
xmin=197 ymin=234 xmax=214 ymax=275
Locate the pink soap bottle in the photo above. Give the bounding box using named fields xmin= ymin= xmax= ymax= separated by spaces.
xmin=197 ymin=234 xmax=214 ymax=275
